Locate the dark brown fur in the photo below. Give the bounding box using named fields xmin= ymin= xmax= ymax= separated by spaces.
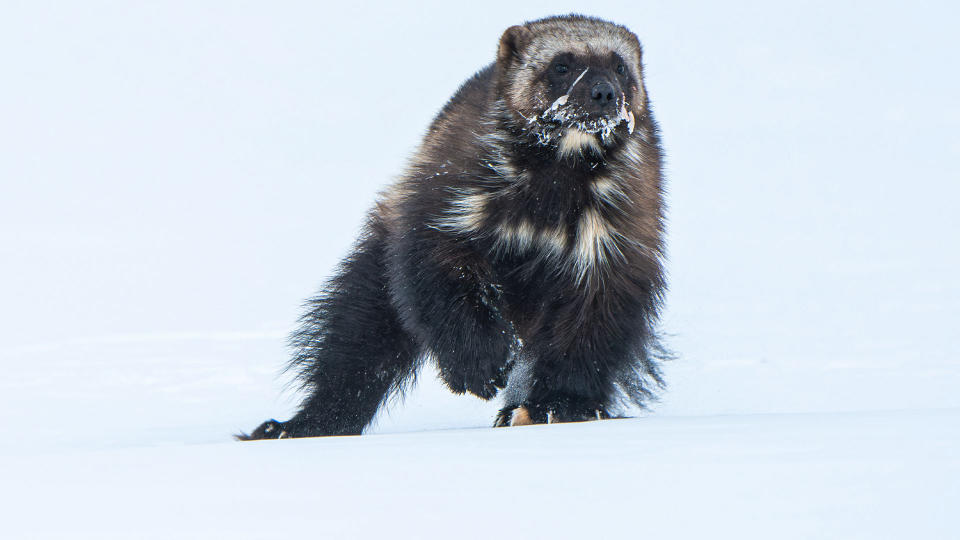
xmin=239 ymin=15 xmax=666 ymax=439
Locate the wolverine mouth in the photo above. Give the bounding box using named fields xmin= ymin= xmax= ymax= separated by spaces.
xmin=531 ymin=67 xmax=636 ymax=144
xmin=541 ymin=100 xmax=633 ymax=136
xmin=531 ymin=98 xmax=634 ymax=146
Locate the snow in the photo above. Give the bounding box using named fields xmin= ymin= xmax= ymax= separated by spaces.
xmin=1 ymin=1 xmax=958 ymax=538
xmin=4 ymin=411 xmax=957 ymax=539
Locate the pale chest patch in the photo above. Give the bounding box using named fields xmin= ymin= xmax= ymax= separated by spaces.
xmin=589 ymin=175 xmax=630 ymax=209
xmin=434 ymin=172 xmax=630 ymax=284
xmin=572 ymin=206 xmax=623 ymax=282
xmin=557 ymin=128 xmax=601 ymax=158
xmin=493 ymin=219 xmax=567 ymax=256
xmin=432 ymin=189 xmax=490 ymax=234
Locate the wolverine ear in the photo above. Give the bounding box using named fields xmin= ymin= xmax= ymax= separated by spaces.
xmin=497 ymin=25 xmax=532 ymax=65
xmin=628 ymin=32 xmax=644 ymax=58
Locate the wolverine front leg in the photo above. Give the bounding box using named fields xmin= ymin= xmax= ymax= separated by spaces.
xmin=497 ymin=292 xmax=656 ymax=426
xmin=433 ymin=274 xmax=515 ymax=398
xmin=389 ymin=229 xmax=516 ymax=400
xmin=494 ymin=373 xmax=612 ymax=427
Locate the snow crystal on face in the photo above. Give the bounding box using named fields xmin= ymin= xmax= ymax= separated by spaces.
xmin=544 ymin=94 xmax=568 ymax=116
xmin=537 ymin=97 xmax=628 ymax=145
xmin=567 ymin=67 xmax=590 ymax=95
xmin=619 ymin=99 xmax=635 ymax=134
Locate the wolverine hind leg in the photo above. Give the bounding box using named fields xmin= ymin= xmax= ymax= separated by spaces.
xmin=237 ymin=215 xmax=419 ymax=440
xmin=235 ymin=419 xmax=285 ymax=440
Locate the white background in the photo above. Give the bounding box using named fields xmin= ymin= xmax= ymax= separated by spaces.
xmin=1 ymin=1 xmax=957 ymax=538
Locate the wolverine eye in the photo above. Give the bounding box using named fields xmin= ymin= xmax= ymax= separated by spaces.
xmin=616 ymin=63 xmax=625 ymax=75
xmin=555 ymin=63 xmax=569 ymax=74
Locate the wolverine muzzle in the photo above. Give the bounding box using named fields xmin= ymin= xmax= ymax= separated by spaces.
xmin=591 ymin=80 xmax=616 ymax=107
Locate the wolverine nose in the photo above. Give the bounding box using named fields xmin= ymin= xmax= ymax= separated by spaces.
xmin=591 ymin=81 xmax=616 ymax=106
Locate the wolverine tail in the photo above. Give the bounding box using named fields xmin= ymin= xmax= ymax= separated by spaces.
xmin=238 ymin=215 xmax=419 ymax=440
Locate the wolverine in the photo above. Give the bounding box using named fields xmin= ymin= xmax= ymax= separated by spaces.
xmin=238 ymin=14 xmax=666 ymax=440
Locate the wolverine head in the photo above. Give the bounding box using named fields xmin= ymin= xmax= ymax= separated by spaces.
xmin=495 ymin=15 xmax=648 ymax=155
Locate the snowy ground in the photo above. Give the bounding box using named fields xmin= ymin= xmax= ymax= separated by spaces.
xmin=4 ymin=411 xmax=957 ymax=539
xmin=2 ymin=1 xmax=958 ymax=538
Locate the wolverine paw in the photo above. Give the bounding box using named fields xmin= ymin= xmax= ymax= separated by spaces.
xmin=234 ymin=419 xmax=288 ymax=441
xmin=445 ymin=375 xmax=500 ymax=400
xmin=493 ymin=401 xmax=610 ymax=427
xmin=493 ymin=405 xmax=536 ymax=427
xmin=440 ymin=361 xmax=512 ymax=401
